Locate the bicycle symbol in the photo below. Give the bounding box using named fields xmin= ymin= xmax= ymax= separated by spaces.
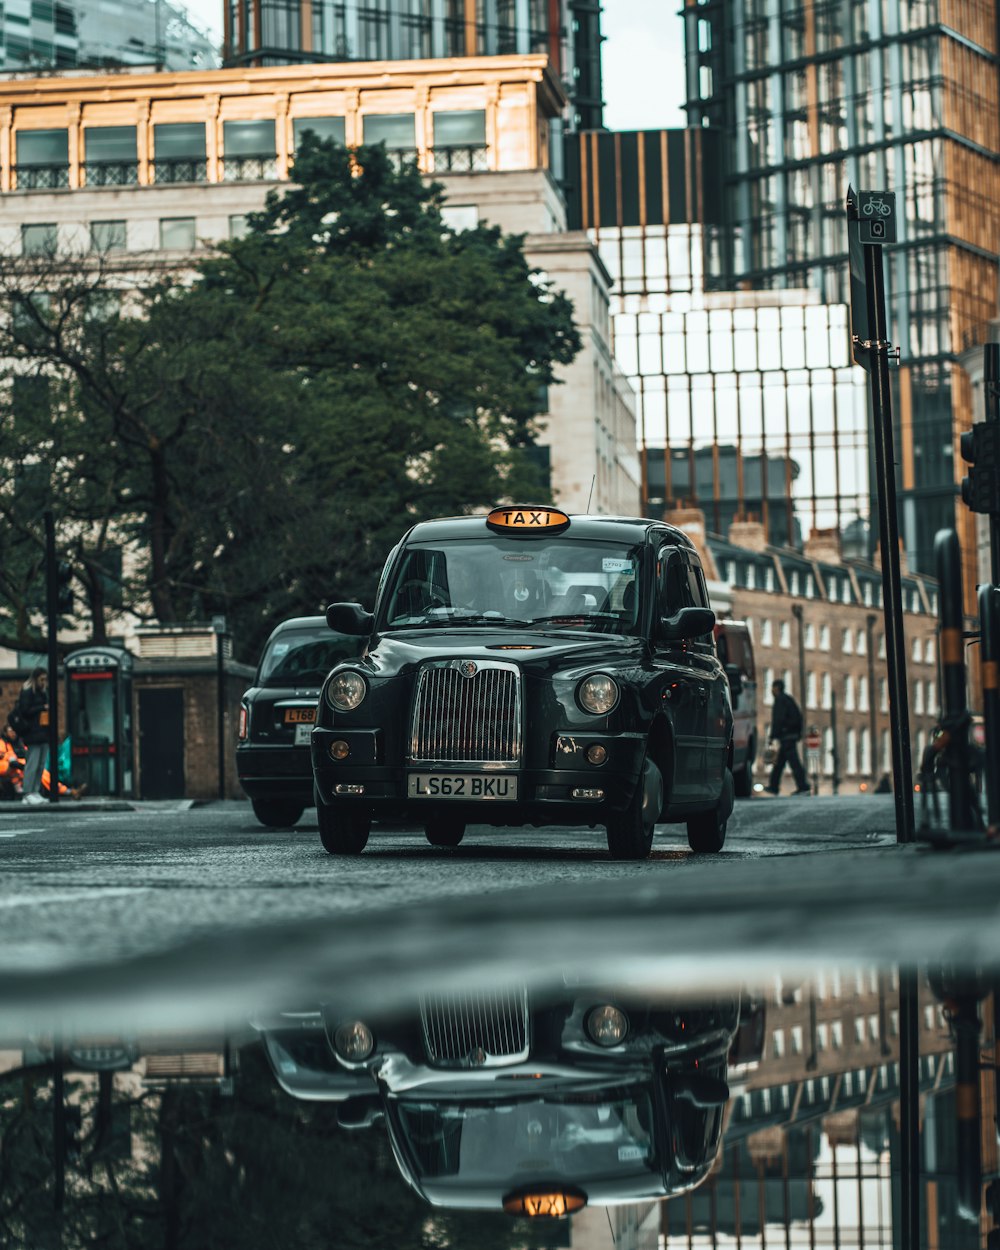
xmin=862 ymin=196 xmax=892 ymax=217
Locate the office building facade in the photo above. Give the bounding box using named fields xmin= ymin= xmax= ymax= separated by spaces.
xmin=682 ymin=0 xmax=1000 ymax=584
xmin=563 ymin=127 xmax=870 ymax=545
xmin=224 ymin=0 xmax=604 ymax=129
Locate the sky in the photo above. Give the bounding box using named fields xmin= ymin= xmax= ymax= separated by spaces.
xmin=173 ymin=0 xmax=687 ymax=131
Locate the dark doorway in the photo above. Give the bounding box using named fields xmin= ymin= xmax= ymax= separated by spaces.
xmin=138 ymin=688 xmax=185 ymax=799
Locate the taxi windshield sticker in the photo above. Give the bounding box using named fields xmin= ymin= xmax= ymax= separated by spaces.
xmin=602 ymin=557 xmax=632 ymax=573
xmin=486 ymin=506 xmax=570 ymax=533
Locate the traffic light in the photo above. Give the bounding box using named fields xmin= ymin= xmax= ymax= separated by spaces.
xmin=56 ymin=560 xmax=73 ymax=614
xmin=960 ymin=423 xmax=1000 ymax=514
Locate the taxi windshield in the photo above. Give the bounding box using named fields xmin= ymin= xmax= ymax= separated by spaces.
xmin=258 ymin=629 xmax=360 ymax=687
xmin=379 ymin=539 xmax=644 ymax=635
xmin=395 ymin=1087 xmax=656 ymax=1187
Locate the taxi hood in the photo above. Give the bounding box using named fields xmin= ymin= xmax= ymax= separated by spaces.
xmin=365 ymin=631 xmax=643 ymax=679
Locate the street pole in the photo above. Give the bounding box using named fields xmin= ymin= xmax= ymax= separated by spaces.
xmin=213 ymin=615 xmax=227 ymax=802
xmin=830 ymin=690 xmax=839 ymax=796
xmin=866 ymin=613 xmax=878 ymax=787
xmin=43 ymin=511 xmax=60 ymax=803
xmin=985 ymin=343 xmax=1000 ymax=585
xmin=791 ymin=602 xmax=806 ymax=714
xmin=845 ymin=187 xmax=915 ymax=843
xmin=898 ymin=968 xmax=921 ymax=1250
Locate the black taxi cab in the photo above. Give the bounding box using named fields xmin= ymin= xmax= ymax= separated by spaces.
xmin=313 ymin=506 xmax=733 ymax=860
xmin=254 ymin=980 xmax=751 ymax=1215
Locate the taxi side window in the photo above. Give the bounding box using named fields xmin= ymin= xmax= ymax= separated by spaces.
xmin=658 ymin=548 xmax=688 ymax=616
xmin=686 ymin=563 xmax=710 ymax=609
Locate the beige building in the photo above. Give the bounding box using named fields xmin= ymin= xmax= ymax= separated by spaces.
xmin=0 ymin=55 xmax=639 ymax=518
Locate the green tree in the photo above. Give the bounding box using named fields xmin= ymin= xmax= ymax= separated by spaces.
xmin=0 ymin=139 xmax=580 ymax=659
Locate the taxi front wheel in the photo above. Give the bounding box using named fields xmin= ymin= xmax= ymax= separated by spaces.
xmin=687 ymin=769 xmax=734 ymax=854
xmin=316 ymin=793 xmax=370 ymax=855
xmin=606 ymin=755 xmax=662 ymax=861
xmin=425 ymin=817 xmax=466 ymax=848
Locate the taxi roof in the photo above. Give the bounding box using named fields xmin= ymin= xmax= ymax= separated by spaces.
xmin=403 ymin=514 xmax=695 ymax=548
xmin=267 ymin=615 xmax=327 ymax=635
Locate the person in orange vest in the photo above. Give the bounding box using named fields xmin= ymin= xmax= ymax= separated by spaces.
xmin=0 ymin=726 xmax=25 ymax=799
xmin=41 ymin=767 xmax=86 ymax=801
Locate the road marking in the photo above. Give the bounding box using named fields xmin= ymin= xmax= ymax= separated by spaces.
xmin=0 ymin=887 xmax=148 ymax=909
xmin=0 ymin=829 xmax=44 ymax=837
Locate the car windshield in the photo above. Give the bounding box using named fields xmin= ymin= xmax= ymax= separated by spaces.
xmin=258 ymin=629 xmax=360 ymax=687
xmin=379 ymin=539 xmax=644 ymax=635
xmin=395 ymin=1087 xmax=655 ymax=1186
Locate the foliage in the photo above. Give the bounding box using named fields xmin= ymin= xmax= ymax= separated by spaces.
xmin=0 ymin=140 xmax=580 ymax=658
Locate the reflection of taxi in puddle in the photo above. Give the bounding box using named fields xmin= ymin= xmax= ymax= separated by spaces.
xmin=313 ymin=507 xmax=734 ymax=859
xmin=255 ymin=985 xmax=757 ymax=1214
xmin=237 ymin=616 xmax=363 ymax=828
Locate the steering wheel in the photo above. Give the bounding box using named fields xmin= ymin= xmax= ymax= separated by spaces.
xmin=395 ymin=580 xmax=449 ymax=613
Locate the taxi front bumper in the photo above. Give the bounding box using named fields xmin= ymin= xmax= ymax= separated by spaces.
xmin=312 ymin=727 xmax=645 ymax=824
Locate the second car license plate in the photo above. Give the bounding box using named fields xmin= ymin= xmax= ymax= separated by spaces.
xmin=294 ymin=724 xmax=312 ymax=746
xmin=408 ymin=773 xmax=517 ymax=801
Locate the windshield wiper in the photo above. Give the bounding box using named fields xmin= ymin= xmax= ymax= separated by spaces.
xmin=527 ymin=612 xmax=627 ymax=628
xmin=386 ymin=613 xmax=529 ymax=629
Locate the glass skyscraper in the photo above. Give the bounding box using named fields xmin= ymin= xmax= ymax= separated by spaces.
xmin=682 ymin=0 xmax=1000 ymax=576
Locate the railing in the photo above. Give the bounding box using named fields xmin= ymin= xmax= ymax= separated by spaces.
xmin=383 ymin=147 xmax=420 ymax=173
xmin=13 ymin=164 xmax=70 ymax=190
xmin=151 ymin=157 xmax=208 ymax=184
xmin=221 ymin=154 xmax=278 ymax=181
xmin=431 ymin=144 xmax=489 ymax=173
xmin=82 ymin=161 xmax=139 ymax=187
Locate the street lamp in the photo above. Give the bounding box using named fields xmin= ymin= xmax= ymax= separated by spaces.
xmin=790 ymin=602 xmax=807 ymax=708
xmin=212 ymin=615 xmax=227 ymax=802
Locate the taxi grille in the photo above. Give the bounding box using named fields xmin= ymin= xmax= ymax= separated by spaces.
xmin=420 ymin=986 xmax=530 ymax=1067
xmin=410 ymin=663 xmax=520 ymax=764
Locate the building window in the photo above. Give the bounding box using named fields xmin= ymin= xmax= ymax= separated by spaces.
xmin=864 ymin=582 xmax=873 ymax=606
xmin=912 ymin=637 xmax=922 ymax=663
xmin=229 ymin=214 xmax=249 ymax=240
xmin=925 ymin=638 xmax=935 ymax=664
xmin=746 ymin=564 xmax=756 ymax=590
xmin=842 ymin=579 xmax=852 ymax=604
xmin=868 ymin=1015 xmax=879 ymax=1041
xmin=878 ymin=633 xmax=886 ymax=659
xmin=858 ymin=676 xmax=869 ymax=712
xmin=924 ymin=1005 xmax=935 ymax=1030
xmin=159 ymin=217 xmax=196 ymax=250
xmin=926 ymin=680 xmax=936 ymax=717
xmin=914 ymin=680 xmax=924 ymax=715
xmin=846 ymin=727 xmax=857 ymax=773
xmin=823 ymin=726 xmax=835 ymax=774
xmin=765 ymin=566 xmax=775 ymax=592
xmin=784 ymin=669 xmax=793 ymax=695
xmin=861 ymin=727 xmax=871 ymax=774
xmin=819 ymin=625 xmax=830 ymax=651
xmin=22 ymin=222 xmax=57 ymax=255
xmin=821 ymin=673 xmax=831 ymax=710
xmin=431 ymin=109 xmax=488 ymax=172
xmin=779 ymin=621 xmax=791 ymax=649
xmin=292 ymin=115 xmax=346 ymax=150
xmin=789 ymin=1025 xmax=803 ymax=1054
xmin=804 ymin=622 xmax=816 ymax=649
xmin=761 ymin=619 xmax=773 ymax=646
xmin=831 ymin=1020 xmax=843 ymax=1048
xmin=806 ymin=671 xmax=817 ymax=709
xmin=90 ymin=219 xmax=126 ymax=252
xmin=879 ymin=678 xmax=888 ymax=712
xmin=772 ymin=1029 xmax=785 ymax=1057
xmin=83 ymin=125 xmax=138 ymax=186
xmin=441 ymin=205 xmax=480 ymax=231
xmin=14 ymin=127 xmax=69 ymax=188
xmin=816 ymin=1022 xmax=828 ymax=1049
xmin=763 ymin=667 xmax=775 ymax=704
xmin=222 ymin=120 xmax=277 ymax=180
xmin=842 ymin=627 xmax=853 ymax=654
xmin=152 ymin=122 xmax=207 ymax=183
xmin=844 ymin=675 xmax=855 ymax=711
xmin=789 ymin=571 xmax=800 ymax=596
xmin=362 ymin=113 xmax=417 ymax=156
xmin=857 ymin=629 xmax=867 ymax=655
xmin=881 ymin=729 xmax=890 ymax=773
xmin=805 ymin=574 xmax=814 ymax=598
xmin=854 ymin=1017 xmax=865 ymax=1043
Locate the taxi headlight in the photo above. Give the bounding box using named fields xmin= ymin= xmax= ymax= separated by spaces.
xmin=333 ymin=1021 xmax=375 ymax=1062
xmin=326 ymin=671 xmax=367 ymax=713
xmin=577 ymin=674 xmax=619 ymax=716
xmin=586 ymin=1005 xmax=629 ymax=1047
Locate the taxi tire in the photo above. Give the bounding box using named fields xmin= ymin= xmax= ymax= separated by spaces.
xmin=252 ymin=799 xmax=305 ymax=828
xmin=424 ymin=817 xmax=466 ymax=848
xmin=686 ymin=768 xmax=734 ymax=854
xmin=734 ymin=745 xmax=754 ymax=799
xmin=606 ymin=754 xmax=662 ymax=861
xmin=316 ymin=797 xmax=370 ymax=855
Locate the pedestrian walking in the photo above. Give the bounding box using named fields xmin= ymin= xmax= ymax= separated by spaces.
xmin=15 ymin=668 xmax=49 ymax=805
xmin=765 ymin=678 xmax=810 ymax=796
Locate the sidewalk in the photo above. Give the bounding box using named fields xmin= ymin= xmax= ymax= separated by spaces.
xmin=0 ymin=798 xmax=199 ymax=814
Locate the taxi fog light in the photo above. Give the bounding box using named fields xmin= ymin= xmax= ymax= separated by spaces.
xmin=335 ymin=783 xmax=365 ymax=796
xmin=329 ymin=739 xmax=351 ymax=761
xmin=586 ymin=1005 xmax=629 ymax=1047
xmin=577 ymin=674 xmax=619 ymax=715
xmin=585 ymin=743 xmax=608 ymax=766
xmin=333 ymin=1021 xmax=374 ymax=1062
xmin=572 ymin=787 xmax=604 ymax=800
xmin=327 ymin=670 xmax=367 ymax=712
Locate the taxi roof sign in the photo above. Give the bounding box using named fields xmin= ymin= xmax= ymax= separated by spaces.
xmin=486 ymin=506 xmax=570 ymax=534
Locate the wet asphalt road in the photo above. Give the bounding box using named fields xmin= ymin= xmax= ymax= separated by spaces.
xmin=1 ymin=793 xmax=999 ymax=1027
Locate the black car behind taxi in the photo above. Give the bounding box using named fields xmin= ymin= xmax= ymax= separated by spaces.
xmin=237 ymin=615 xmax=362 ymax=828
xmin=313 ymin=507 xmax=734 ymax=859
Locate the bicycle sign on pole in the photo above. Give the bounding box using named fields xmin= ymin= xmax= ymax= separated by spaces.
xmin=856 ymin=190 xmax=897 ymax=244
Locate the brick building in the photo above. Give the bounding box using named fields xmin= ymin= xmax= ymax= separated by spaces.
xmin=676 ymin=510 xmax=940 ymax=794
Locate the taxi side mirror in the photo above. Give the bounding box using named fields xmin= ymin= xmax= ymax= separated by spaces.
xmin=326 ymin=602 xmax=374 ymax=635
xmin=660 ymin=607 xmax=716 ymax=641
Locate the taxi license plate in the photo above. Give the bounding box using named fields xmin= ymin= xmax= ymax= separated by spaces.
xmin=408 ymin=773 xmax=517 ymax=801
xmin=294 ymin=724 xmax=312 ymax=746
xmin=284 ymin=708 xmax=316 ymax=724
